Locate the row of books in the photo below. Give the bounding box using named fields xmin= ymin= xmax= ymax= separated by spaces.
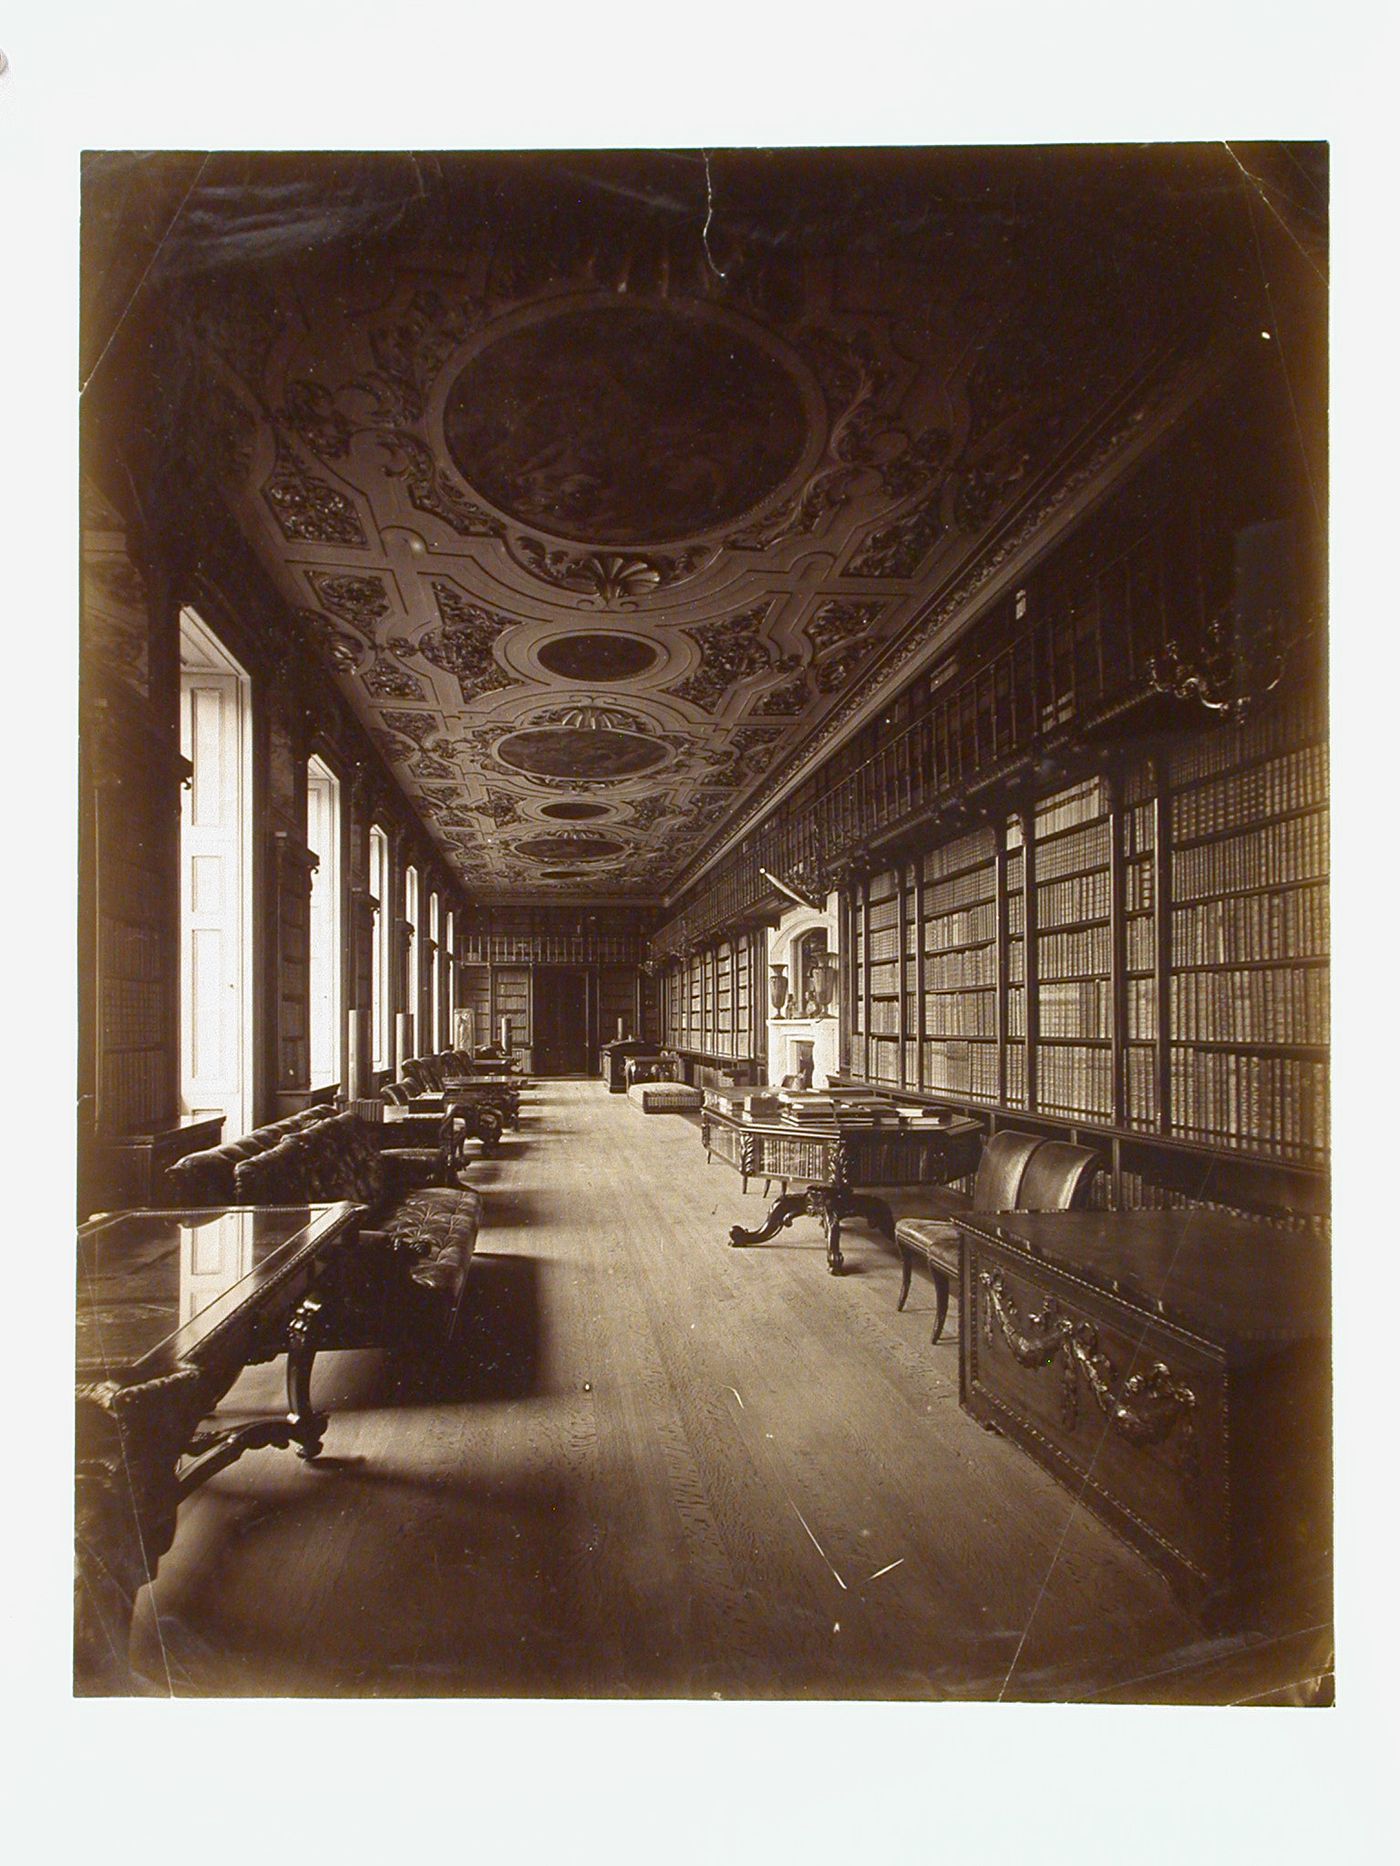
xmin=1040 ymin=977 xmax=1111 ymax=1039
xmin=1125 ymin=860 xmax=1154 ymax=913
xmin=1169 ymin=966 xmax=1329 ymax=1045
xmin=1033 ymin=817 xmax=1112 ymax=880
xmin=1038 ymin=924 xmax=1112 ymax=981
xmin=926 ymin=947 xmax=998 ymax=989
xmin=925 ymin=902 xmax=996 ymax=951
xmin=923 ymin=1038 xmax=1001 ymax=1098
xmin=1126 ymin=976 xmax=1158 ymax=1041
xmin=868 ymin=895 xmax=900 ymax=931
xmin=1037 ymin=868 xmax=1112 ymax=928
xmin=924 ymin=991 xmax=998 ymax=1037
xmin=868 ymin=961 xmax=899 ymax=994
xmin=868 ymin=926 xmax=901 ymax=961
xmin=1126 ymin=918 xmax=1156 ymax=972
xmin=1170 ymin=1048 xmax=1328 ymax=1155
xmin=1122 ymin=800 xmax=1157 ymax=861
xmin=1123 ymin=1044 xmax=1160 ymax=1123
xmin=925 ymin=865 xmax=997 ymax=915
xmin=99 ymin=1049 xmax=167 ymax=1129
xmin=1034 ymin=777 xmax=1108 ymax=839
xmin=1170 ymin=886 xmax=1328 ymax=965
xmin=922 ymin=827 xmax=996 ymax=884
xmin=1037 ymin=1044 xmax=1115 ymax=1119
xmin=98 ymin=913 xmax=165 ymax=980
xmin=868 ymin=998 xmax=900 ymax=1036
xmin=1172 ymin=810 xmax=1327 ymax=901
xmin=1170 ymin=743 xmax=1327 ymax=844
xmin=101 ymin=978 xmax=172 ymax=1048
xmin=1165 ymin=689 xmax=1323 ymax=787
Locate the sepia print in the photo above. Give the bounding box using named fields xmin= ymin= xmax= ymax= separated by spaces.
xmin=76 ymin=144 xmax=1331 ymax=1707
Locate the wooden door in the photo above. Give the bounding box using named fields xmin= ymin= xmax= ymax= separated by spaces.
xmin=533 ymin=967 xmax=589 ymax=1075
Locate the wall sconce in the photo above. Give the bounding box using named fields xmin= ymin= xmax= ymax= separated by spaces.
xmin=1147 ymin=520 xmax=1312 ymax=727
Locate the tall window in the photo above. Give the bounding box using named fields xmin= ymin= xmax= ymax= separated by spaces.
xmin=179 ymin=609 xmax=252 ymax=1139
xmin=445 ymin=909 xmax=456 ymax=1047
xmin=429 ymin=891 xmax=442 ymax=1051
xmin=405 ymin=864 xmax=420 ymax=1056
xmin=370 ymin=825 xmax=391 ymax=1073
xmin=306 ymin=756 xmax=342 ymax=1086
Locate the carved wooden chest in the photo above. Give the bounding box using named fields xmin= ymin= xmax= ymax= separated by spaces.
xmin=957 ymin=1211 xmax=1330 ymax=1627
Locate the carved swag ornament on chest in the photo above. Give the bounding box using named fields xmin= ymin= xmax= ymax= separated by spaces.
xmin=978 ymin=1268 xmax=1199 ymax=1474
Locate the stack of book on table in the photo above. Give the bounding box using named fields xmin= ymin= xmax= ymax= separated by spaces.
xmin=895 ymin=1104 xmax=955 ymax=1128
xmin=777 ymin=1090 xmax=902 ymax=1129
xmin=777 ymin=1091 xmax=839 ymax=1127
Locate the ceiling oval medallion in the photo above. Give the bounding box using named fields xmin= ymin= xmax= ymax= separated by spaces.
xmin=537 ymin=799 xmax=615 ymax=821
xmin=441 ymin=300 xmax=814 ymax=546
xmin=514 ymin=834 xmax=627 ymax=862
xmin=495 ymin=725 xmax=669 ymax=781
xmin=535 ymin=631 xmax=661 ymax=682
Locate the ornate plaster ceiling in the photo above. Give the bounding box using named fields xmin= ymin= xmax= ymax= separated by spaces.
xmin=92 ymin=150 xmax=1256 ymax=903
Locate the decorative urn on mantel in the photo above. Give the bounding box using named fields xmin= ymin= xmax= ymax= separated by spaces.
xmin=769 ymin=964 xmax=789 ymax=1013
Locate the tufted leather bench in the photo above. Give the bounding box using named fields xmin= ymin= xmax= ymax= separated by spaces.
xmin=894 ymin=1133 xmax=1100 ymax=1343
xmin=167 ymin=1109 xmax=482 ymax=1350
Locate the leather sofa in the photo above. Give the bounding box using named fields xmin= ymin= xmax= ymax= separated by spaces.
xmin=393 ymin=1051 xmax=518 ymax=1133
xmin=166 ymin=1108 xmax=482 ymax=1350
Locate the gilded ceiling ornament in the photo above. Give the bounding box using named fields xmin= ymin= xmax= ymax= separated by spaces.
xmin=362 ymin=657 xmax=426 ymax=700
xmin=755 ymin=673 xmax=809 ymax=717
xmin=510 ymin=540 xmax=713 ymax=608
xmin=805 ymin=599 xmax=885 ymax=656
xmin=283 ymin=379 xmax=357 ymax=461
xmin=378 ymin=709 xmax=446 ymax=747
xmin=363 ymin=286 xmax=487 ymax=422
xmin=467 ymin=793 xmax=522 ymax=825
xmin=262 ymin=437 xmax=367 ymax=547
xmin=671 ymin=608 xmax=790 ymax=712
xmin=847 ymin=498 xmax=947 ymax=580
xmin=294 ymin=607 xmax=363 ymax=671
xmin=814 ymin=639 xmax=880 ymax=693
xmin=400 ymin=580 xmax=517 ymax=703
xmin=375 ymin=429 xmax=505 ymax=538
xmin=307 ymin=570 xmax=393 ymax=633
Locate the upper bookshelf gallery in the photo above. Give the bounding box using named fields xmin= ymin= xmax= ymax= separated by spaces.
xmin=841 ymin=685 xmax=1328 ymax=1174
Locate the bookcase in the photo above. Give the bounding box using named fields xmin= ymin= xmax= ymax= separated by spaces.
xmin=492 ymin=965 xmax=531 ymax=1048
xmin=663 ymin=932 xmax=765 ymax=1072
xmin=459 ymin=962 xmax=492 ymax=1048
xmin=865 ymin=866 xmax=901 ymax=1087
xmin=838 ymin=685 xmax=1328 ymax=1211
xmin=1033 ymin=777 xmax=1113 ymax=1122
xmin=1164 ymin=694 xmax=1328 ymax=1161
xmin=921 ymin=826 xmax=999 ymax=1102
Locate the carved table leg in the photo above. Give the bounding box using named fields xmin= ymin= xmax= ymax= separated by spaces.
xmin=823 ymin=1206 xmax=845 ymax=1276
xmin=286 ymin=1292 xmax=329 ymax=1460
xmin=729 ymin=1190 xmax=812 ymax=1247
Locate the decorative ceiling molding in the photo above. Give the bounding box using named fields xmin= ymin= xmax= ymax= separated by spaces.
xmin=119 ymin=150 xmax=1249 ymax=902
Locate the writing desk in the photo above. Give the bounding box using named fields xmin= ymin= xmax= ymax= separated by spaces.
xmin=702 ymin=1104 xmax=982 ymax=1273
xmin=75 ymin=1201 xmax=363 ymax=1690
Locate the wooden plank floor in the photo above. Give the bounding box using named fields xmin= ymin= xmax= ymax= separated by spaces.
xmin=129 ymin=1081 xmax=1331 ymax=1701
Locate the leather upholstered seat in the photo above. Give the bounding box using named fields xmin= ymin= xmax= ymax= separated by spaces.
xmin=894 ymin=1131 xmax=1098 ymax=1343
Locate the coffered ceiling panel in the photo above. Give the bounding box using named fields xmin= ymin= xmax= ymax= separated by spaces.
xmin=89 ymin=148 xmax=1261 ymax=902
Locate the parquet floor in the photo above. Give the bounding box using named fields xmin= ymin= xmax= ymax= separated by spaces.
xmin=129 ymin=1080 xmax=1330 ymax=1701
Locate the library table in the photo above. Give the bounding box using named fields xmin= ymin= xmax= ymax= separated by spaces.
xmin=957 ymin=1209 xmax=1331 ymax=1627
xmin=702 ymin=1103 xmax=982 ymax=1273
xmin=74 ymin=1201 xmax=364 ymax=1691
